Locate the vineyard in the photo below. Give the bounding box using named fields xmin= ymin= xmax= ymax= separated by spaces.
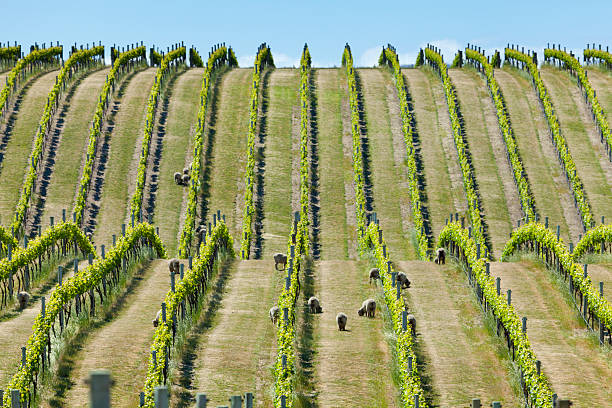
xmin=1 ymin=40 xmax=612 ymax=408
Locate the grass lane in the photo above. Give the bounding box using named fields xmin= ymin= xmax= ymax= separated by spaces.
xmin=400 ymin=260 xmax=520 ymax=406
xmin=206 ymin=69 xmax=251 ymax=253
xmin=358 ymin=68 xmax=416 ymax=260
xmin=152 ymin=69 xmax=204 ymax=256
xmin=259 ymin=69 xmax=299 ymax=258
xmin=314 ymin=69 xmax=351 ymax=260
xmin=0 ymin=70 xmax=58 ymax=225
xmin=92 ymin=68 xmax=155 ymax=247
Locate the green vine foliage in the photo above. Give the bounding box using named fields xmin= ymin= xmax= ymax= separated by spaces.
xmin=545 ymin=48 xmax=612 ymax=163
xmin=573 ymin=224 xmax=612 ymax=260
xmin=503 ymin=222 xmax=612 ymax=336
xmin=505 ymin=48 xmax=593 ymax=230
xmin=451 ymin=52 xmax=463 ymax=68
xmin=272 ymin=44 xmax=312 ymax=407
xmin=464 ymin=47 xmax=537 ymax=222
xmin=129 ymin=46 xmax=186 ymax=222
xmin=239 ymin=44 xmax=275 ymax=258
xmin=342 ymin=44 xmax=369 ymax=251
xmin=584 ymin=48 xmax=612 ymax=65
xmin=142 ymin=221 xmax=233 ymax=407
xmin=439 ymin=222 xmax=553 ymax=406
xmin=149 ymin=48 xmax=162 ymax=67
xmin=73 ymin=46 xmax=147 ymax=227
xmin=3 ymin=222 xmax=166 ymax=406
xmin=0 ymin=45 xmax=21 ymax=61
xmin=0 ymin=221 xmax=95 ymax=282
xmin=415 ymin=49 xmax=424 ymax=67
xmin=424 ymin=46 xmax=488 ymax=251
xmin=11 ymin=46 xmax=105 ymax=238
xmin=379 ymin=45 xmax=429 ymax=259
xmin=0 ymin=46 xmax=63 ymax=123
xmin=364 ymin=222 xmax=427 ymax=407
xmin=0 ymin=225 xmax=19 ymax=256
xmin=177 ymin=44 xmax=237 ymax=257
xmin=189 ymin=47 xmax=203 ymax=67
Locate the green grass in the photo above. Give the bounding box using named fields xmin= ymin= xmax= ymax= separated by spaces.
xmin=449 ymin=68 xmax=513 ymax=257
xmin=93 ymin=69 xmax=156 ymax=247
xmin=358 ymin=68 xmax=416 ymax=260
xmin=540 ymin=66 xmax=612 ymax=225
xmin=41 ymin=68 xmax=110 ymax=228
xmin=260 ymin=69 xmax=299 ymax=257
xmin=0 ymin=70 xmax=59 ymax=225
xmin=153 ymin=69 xmax=204 ymax=256
xmin=314 ymin=69 xmax=350 ymax=260
xmin=401 ymin=68 xmax=462 ymax=239
xmin=495 ymin=67 xmax=577 ymax=244
xmin=206 ymin=68 xmax=252 ymax=252
xmin=586 ymin=66 xmax=612 ymax=126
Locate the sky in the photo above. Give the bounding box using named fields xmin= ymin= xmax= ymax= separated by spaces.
xmin=2 ymin=0 xmax=611 ymax=67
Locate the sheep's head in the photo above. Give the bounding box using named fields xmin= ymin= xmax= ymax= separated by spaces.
xmin=358 ymin=308 xmax=365 ymax=316
xmin=153 ymin=320 xmax=158 ymax=327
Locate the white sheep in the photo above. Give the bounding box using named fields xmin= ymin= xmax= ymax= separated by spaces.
xmin=434 ymin=248 xmax=446 ymax=265
xmin=273 ymin=253 xmax=287 ymax=271
xmin=358 ymin=299 xmax=376 ymax=318
xmin=308 ymin=296 xmax=322 ymax=313
xmin=152 ymin=309 xmax=162 ymax=327
xmin=407 ymin=313 xmax=416 ymax=336
xmin=368 ymin=268 xmax=380 ymax=284
xmin=269 ymin=306 xmax=280 ymax=325
xmin=336 ymin=312 xmax=347 ymax=331
xmin=174 ymin=172 xmax=183 ymax=185
xmin=182 ymin=173 xmax=190 ymax=186
xmin=397 ymin=272 xmax=411 ymax=289
xmin=168 ymin=258 xmax=180 ymax=274
xmin=17 ymin=291 xmax=30 ymax=309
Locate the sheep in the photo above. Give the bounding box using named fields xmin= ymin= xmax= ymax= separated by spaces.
xmin=308 ymin=296 xmax=322 ymax=313
xmin=368 ymin=267 xmax=380 ymax=284
xmin=195 ymin=223 xmax=206 ymax=238
xmin=183 ymin=167 xmax=190 ymax=175
xmin=396 ymin=272 xmax=411 ymax=289
xmin=273 ymin=253 xmax=287 ymax=271
xmin=168 ymin=258 xmax=180 ymax=274
xmin=174 ymin=172 xmax=183 ymax=185
xmin=358 ymin=299 xmax=376 ymax=318
xmin=269 ymin=306 xmax=280 ymax=325
xmin=17 ymin=291 xmax=30 ymax=309
xmin=407 ymin=313 xmax=416 ymax=336
xmin=182 ymin=173 xmax=190 ymax=186
xmin=336 ymin=312 xmax=347 ymax=331
xmin=85 ymin=231 xmax=93 ymax=242
xmin=434 ymin=248 xmax=446 ymax=265
xmin=152 ymin=309 xmax=162 ymax=327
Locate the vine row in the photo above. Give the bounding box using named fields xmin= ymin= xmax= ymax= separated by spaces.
xmin=240 ymin=43 xmax=274 ymax=258
xmin=177 ymin=43 xmax=238 ymax=257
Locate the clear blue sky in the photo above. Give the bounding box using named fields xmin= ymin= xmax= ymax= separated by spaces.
xmin=2 ymin=0 xmax=611 ymax=67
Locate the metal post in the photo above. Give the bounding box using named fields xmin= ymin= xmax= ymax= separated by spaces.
xmin=195 ymin=393 xmax=208 ymax=408
xmin=507 ymin=289 xmax=511 ymax=305
xmin=154 ymin=386 xmax=168 ymax=408
xmin=89 ymin=370 xmax=112 ymax=408
xmin=471 ymin=399 xmax=481 ymax=408
xmin=244 ymin=393 xmax=253 ymax=408
xmin=402 ymin=310 xmax=407 ymax=331
xmin=10 ymin=390 xmax=19 ymax=408
xmin=496 ymin=277 xmax=501 ymax=296
xmin=229 ymin=395 xmax=242 ymax=408
xmin=522 ymin=316 xmax=527 ymax=334
xmin=140 ymin=391 xmax=145 ymax=406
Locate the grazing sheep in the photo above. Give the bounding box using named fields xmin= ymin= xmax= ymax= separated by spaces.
xmin=269 ymin=306 xmax=280 ymax=325
xmin=152 ymin=309 xmax=162 ymax=327
xmin=183 ymin=167 xmax=190 ymax=175
xmin=434 ymin=248 xmax=446 ymax=265
xmin=85 ymin=231 xmax=93 ymax=242
xmin=168 ymin=258 xmax=180 ymax=274
xmin=308 ymin=296 xmax=322 ymax=313
xmin=195 ymin=223 xmax=206 ymax=237
xmin=407 ymin=313 xmax=416 ymax=336
xmin=397 ymin=272 xmax=411 ymax=289
xmin=174 ymin=172 xmax=183 ymax=185
xmin=273 ymin=253 xmax=287 ymax=271
xmin=17 ymin=291 xmax=30 ymax=309
xmin=182 ymin=173 xmax=190 ymax=186
xmin=368 ymin=268 xmax=380 ymax=284
xmin=358 ymin=299 xmax=376 ymax=318
xmin=336 ymin=312 xmax=347 ymax=331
